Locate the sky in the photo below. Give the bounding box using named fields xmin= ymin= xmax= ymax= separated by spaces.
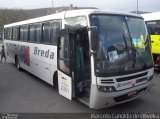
xmin=0 ymin=0 xmax=160 ymax=12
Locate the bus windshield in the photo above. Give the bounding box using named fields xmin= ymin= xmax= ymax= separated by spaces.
xmin=91 ymin=15 xmax=153 ymax=75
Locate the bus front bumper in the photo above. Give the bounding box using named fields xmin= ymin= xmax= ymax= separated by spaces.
xmin=89 ymin=81 xmax=151 ymax=109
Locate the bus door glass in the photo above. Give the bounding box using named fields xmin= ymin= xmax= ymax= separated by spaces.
xmin=57 ymin=29 xmax=72 ymax=100
xmin=74 ymin=28 xmax=91 ymax=98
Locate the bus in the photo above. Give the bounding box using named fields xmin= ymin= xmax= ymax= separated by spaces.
xmin=4 ymin=9 xmax=154 ymax=109
xmin=141 ymin=12 xmax=160 ymax=61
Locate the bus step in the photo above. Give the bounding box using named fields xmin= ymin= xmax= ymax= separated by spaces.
xmin=84 ymin=87 xmax=90 ymax=97
xmin=78 ymin=96 xmax=89 ymax=106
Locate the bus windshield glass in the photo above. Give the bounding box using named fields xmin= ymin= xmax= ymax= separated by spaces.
xmin=91 ymin=15 xmax=153 ymax=75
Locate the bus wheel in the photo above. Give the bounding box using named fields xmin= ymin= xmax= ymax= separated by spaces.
xmin=15 ymin=57 xmax=22 ymax=71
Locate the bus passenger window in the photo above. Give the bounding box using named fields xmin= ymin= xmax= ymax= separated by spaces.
xmin=6 ymin=27 xmax=12 ymax=40
xmin=20 ymin=26 xmax=23 ymax=41
xmin=13 ymin=27 xmax=19 ymax=41
xmin=50 ymin=22 xmax=60 ymax=45
xmin=20 ymin=26 xmax=28 ymax=41
xmin=34 ymin=24 xmax=42 ymax=43
xmin=23 ymin=26 xmax=28 ymax=41
xmin=42 ymin=22 xmax=50 ymax=44
xmin=29 ymin=25 xmax=35 ymax=42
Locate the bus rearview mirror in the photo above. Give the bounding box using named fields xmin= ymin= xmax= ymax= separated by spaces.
xmin=88 ymin=26 xmax=98 ymax=51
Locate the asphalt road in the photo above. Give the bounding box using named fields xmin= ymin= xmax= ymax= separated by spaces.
xmin=0 ymin=63 xmax=160 ymax=113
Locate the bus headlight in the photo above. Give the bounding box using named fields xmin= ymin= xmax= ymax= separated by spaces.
xmin=97 ymin=86 xmax=116 ymax=92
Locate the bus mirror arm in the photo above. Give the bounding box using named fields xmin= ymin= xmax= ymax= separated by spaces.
xmin=89 ymin=51 xmax=97 ymax=56
xmin=58 ymin=46 xmax=61 ymax=50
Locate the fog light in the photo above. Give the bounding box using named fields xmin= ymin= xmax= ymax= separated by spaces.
xmin=97 ymin=86 xmax=116 ymax=92
xmin=148 ymin=75 xmax=153 ymax=81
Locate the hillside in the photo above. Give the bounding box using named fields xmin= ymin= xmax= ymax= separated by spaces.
xmin=0 ymin=6 xmax=97 ymax=32
xmin=26 ymin=6 xmax=97 ymax=18
xmin=0 ymin=6 xmax=150 ymax=33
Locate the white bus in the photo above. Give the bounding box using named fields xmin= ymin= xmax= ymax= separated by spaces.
xmin=141 ymin=12 xmax=160 ymax=61
xmin=4 ymin=9 xmax=154 ymax=109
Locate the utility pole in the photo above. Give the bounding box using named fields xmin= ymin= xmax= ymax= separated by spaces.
xmin=136 ymin=0 xmax=138 ymax=14
xmin=70 ymin=4 xmax=73 ymax=10
xmin=50 ymin=0 xmax=54 ymax=14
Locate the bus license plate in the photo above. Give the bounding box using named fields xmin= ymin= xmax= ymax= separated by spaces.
xmin=128 ymin=91 xmax=137 ymax=96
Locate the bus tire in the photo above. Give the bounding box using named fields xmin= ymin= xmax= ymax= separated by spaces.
xmin=15 ymin=56 xmax=22 ymax=71
xmin=53 ymin=72 xmax=58 ymax=88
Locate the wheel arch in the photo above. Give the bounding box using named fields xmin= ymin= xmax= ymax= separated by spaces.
xmin=53 ymin=70 xmax=58 ymax=87
xmin=15 ymin=55 xmax=18 ymax=64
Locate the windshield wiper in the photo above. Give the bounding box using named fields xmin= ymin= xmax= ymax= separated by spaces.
xmin=122 ymin=34 xmax=135 ymax=70
xmin=123 ymin=33 xmax=147 ymax=69
xmin=132 ymin=44 xmax=147 ymax=69
xmin=123 ymin=34 xmax=131 ymax=57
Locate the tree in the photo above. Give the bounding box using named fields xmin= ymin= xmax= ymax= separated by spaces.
xmin=0 ymin=8 xmax=32 ymax=32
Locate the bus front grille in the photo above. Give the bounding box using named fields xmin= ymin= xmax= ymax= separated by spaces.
xmin=116 ymin=72 xmax=148 ymax=82
xmin=101 ymin=79 xmax=114 ymax=84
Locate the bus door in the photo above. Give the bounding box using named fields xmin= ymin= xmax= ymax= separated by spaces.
xmin=57 ymin=27 xmax=91 ymax=100
xmin=57 ymin=28 xmax=73 ymax=100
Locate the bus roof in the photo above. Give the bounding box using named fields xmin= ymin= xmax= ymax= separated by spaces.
xmin=4 ymin=9 xmax=142 ymax=28
xmin=141 ymin=12 xmax=160 ymax=21
xmin=64 ymin=9 xmax=142 ymax=18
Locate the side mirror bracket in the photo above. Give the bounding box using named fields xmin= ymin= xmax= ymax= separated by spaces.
xmin=89 ymin=51 xmax=97 ymax=56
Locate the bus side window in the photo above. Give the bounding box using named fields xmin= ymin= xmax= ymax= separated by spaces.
xmin=50 ymin=22 xmax=60 ymax=45
xmin=20 ymin=26 xmax=28 ymax=41
xmin=20 ymin=26 xmax=24 ymax=41
xmin=4 ymin=28 xmax=6 ymax=39
xmin=6 ymin=27 xmax=12 ymax=40
xmin=29 ymin=25 xmax=35 ymax=42
xmin=13 ymin=27 xmax=19 ymax=41
xmin=34 ymin=24 xmax=42 ymax=43
xmin=42 ymin=22 xmax=50 ymax=44
xmin=23 ymin=26 xmax=28 ymax=41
